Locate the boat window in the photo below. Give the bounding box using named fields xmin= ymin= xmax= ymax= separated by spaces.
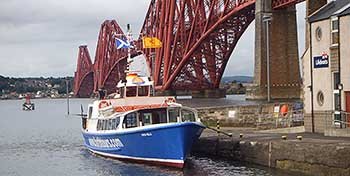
xmin=107 ymin=120 xmax=113 ymax=130
xmin=181 ymin=109 xmax=196 ymax=122
xmin=124 ymin=113 xmax=138 ymax=128
xmin=138 ymin=86 xmax=149 ymax=96
xmin=96 ymin=116 xmax=120 ymax=131
xmin=168 ymin=109 xmax=179 ymax=123
xmin=103 ymin=120 xmax=108 ymax=130
xmin=111 ymin=119 xmax=116 ymax=129
xmin=114 ymin=117 xmax=120 ymax=129
xmin=126 ymin=86 xmax=137 ymax=97
xmin=142 ymin=113 xmax=152 ymax=126
xmin=139 ymin=108 xmax=167 ymax=125
xmin=159 ymin=110 xmax=167 ymax=123
xmin=97 ymin=120 xmax=102 ymax=131
xmin=151 ymin=109 xmax=167 ymax=124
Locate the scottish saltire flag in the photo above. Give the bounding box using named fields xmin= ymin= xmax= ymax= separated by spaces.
xmin=115 ymin=38 xmax=133 ymax=49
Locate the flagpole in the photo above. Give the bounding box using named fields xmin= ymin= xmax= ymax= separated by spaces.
xmin=127 ymin=24 xmax=132 ymax=74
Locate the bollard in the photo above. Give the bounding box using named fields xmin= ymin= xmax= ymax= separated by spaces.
xmin=296 ymin=135 xmax=302 ymax=140
xmin=216 ymin=120 xmax=220 ymax=136
xmin=281 ymin=135 xmax=287 ymax=140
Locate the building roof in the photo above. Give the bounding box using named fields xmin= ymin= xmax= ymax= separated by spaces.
xmin=309 ymin=0 xmax=350 ymax=23
xmin=339 ymin=5 xmax=350 ymax=16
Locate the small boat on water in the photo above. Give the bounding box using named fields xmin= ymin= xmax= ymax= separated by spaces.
xmin=81 ymin=73 xmax=205 ymax=168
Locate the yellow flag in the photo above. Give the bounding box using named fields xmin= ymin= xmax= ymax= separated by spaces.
xmin=142 ymin=37 xmax=162 ymax=48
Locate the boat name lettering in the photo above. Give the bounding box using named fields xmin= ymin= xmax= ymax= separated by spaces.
xmin=88 ymin=138 xmax=124 ymax=148
xmin=141 ymin=132 xmax=152 ymax=137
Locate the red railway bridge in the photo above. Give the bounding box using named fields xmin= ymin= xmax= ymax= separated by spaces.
xmin=74 ymin=0 xmax=326 ymax=99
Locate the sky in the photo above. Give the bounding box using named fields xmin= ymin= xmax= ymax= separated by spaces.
xmin=0 ymin=0 xmax=307 ymax=78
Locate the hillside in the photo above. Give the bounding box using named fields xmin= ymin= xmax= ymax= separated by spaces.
xmin=0 ymin=75 xmax=73 ymax=96
xmin=221 ymin=76 xmax=253 ymax=84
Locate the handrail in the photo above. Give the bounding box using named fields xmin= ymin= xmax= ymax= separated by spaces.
xmin=206 ymin=126 xmax=233 ymax=137
xmin=333 ymin=120 xmax=350 ymax=125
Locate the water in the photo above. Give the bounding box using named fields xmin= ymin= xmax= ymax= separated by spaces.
xmin=0 ymin=98 xmax=301 ymax=176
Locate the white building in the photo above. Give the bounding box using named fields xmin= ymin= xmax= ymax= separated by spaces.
xmin=303 ymin=0 xmax=350 ymax=135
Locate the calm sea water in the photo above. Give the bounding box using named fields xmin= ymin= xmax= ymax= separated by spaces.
xmin=0 ymin=98 xmax=301 ymax=176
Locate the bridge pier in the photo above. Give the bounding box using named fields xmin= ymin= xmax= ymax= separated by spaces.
xmin=248 ymin=0 xmax=301 ymax=100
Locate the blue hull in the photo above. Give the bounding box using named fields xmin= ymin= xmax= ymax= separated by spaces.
xmin=82 ymin=122 xmax=205 ymax=168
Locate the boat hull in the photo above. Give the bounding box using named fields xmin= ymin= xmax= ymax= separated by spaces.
xmin=82 ymin=122 xmax=205 ymax=168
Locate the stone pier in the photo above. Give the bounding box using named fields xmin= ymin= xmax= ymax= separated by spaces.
xmin=193 ymin=129 xmax=350 ymax=176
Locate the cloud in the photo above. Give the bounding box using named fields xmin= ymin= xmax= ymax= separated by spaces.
xmin=0 ymin=0 xmax=307 ymax=78
xmin=0 ymin=0 xmax=151 ymax=77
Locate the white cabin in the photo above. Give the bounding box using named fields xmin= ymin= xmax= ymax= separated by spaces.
xmin=82 ymin=73 xmax=201 ymax=133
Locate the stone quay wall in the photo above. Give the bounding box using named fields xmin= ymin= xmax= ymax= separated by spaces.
xmin=196 ymin=102 xmax=303 ymax=129
xmin=193 ymin=137 xmax=350 ymax=176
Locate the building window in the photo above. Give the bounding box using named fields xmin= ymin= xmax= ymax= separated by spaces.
xmin=331 ymin=17 xmax=339 ymax=46
xmin=316 ymin=26 xmax=322 ymax=41
xmin=333 ymin=72 xmax=341 ymax=113
xmin=333 ymin=72 xmax=340 ymax=90
xmin=317 ymin=91 xmax=324 ymax=106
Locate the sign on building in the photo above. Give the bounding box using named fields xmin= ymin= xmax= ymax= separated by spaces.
xmin=313 ymin=54 xmax=329 ymax=68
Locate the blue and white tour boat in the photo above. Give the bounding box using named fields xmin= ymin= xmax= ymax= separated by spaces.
xmin=81 ymin=73 xmax=205 ymax=168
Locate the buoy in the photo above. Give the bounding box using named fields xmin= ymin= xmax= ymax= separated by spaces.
xmin=22 ymin=94 xmax=35 ymax=111
xmin=280 ymin=105 xmax=289 ymax=116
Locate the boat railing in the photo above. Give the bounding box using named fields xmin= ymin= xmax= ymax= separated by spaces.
xmin=255 ymin=109 xmax=304 ymax=129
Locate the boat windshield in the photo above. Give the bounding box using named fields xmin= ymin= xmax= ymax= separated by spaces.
xmin=168 ymin=108 xmax=180 ymax=123
xmin=181 ymin=109 xmax=196 ymax=122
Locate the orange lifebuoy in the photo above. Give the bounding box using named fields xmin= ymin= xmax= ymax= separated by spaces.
xmin=99 ymin=100 xmax=111 ymax=109
xmin=165 ymin=97 xmax=176 ymax=104
xmin=280 ymin=105 xmax=289 ymax=116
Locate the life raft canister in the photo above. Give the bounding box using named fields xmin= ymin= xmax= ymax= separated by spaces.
xmin=99 ymin=100 xmax=111 ymax=109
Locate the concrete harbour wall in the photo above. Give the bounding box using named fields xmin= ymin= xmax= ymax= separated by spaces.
xmin=193 ymin=136 xmax=350 ymax=176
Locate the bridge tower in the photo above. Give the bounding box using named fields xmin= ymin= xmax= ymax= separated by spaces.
xmin=248 ymin=0 xmax=301 ymax=100
xmin=249 ymin=0 xmax=328 ymax=100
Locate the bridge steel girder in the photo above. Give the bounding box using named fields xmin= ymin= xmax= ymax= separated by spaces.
xmin=272 ymin=0 xmax=305 ymax=9
xmin=74 ymin=46 xmax=94 ymax=97
xmin=74 ymin=72 xmax=94 ymax=98
xmin=93 ymin=20 xmax=128 ymax=92
xmin=140 ymin=0 xmax=256 ymax=91
xmin=74 ymin=0 xmax=306 ymax=95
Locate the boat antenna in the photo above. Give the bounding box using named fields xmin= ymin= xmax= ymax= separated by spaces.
xmin=80 ymin=104 xmax=84 ymax=116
